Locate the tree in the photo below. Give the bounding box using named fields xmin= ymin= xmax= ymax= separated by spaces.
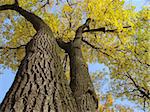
xmin=0 ymin=0 xmax=79 ymax=112
xmin=0 ymin=0 xmax=97 ymax=111
xmin=0 ymin=0 xmax=149 ymax=111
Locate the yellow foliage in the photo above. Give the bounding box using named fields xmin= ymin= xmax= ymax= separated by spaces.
xmin=141 ymin=8 xmax=150 ymax=20
xmin=106 ymin=94 xmax=113 ymax=106
xmin=97 ymin=94 xmax=133 ymax=112
xmin=62 ymin=4 xmax=73 ymax=13
xmin=43 ymin=13 xmax=60 ymax=33
xmin=0 ymin=0 xmax=13 ymax=4
xmin=65 ymin=70 xmax=70 ymax=81
xmin=83 ymin=0 xmax=136 ymax=32
xmin=0 ymin=1 xmax=149 ymax=109
xmin=19 ymin=0 xmax=38 ymax=8
xmin=16 ymin=48 xmax=25 ymax=62
xmin=98 ymin=104 xmax=104 ymax=112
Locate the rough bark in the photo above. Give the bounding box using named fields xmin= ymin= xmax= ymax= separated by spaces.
xmin=0 ymin=2 xmax=77 ymax=112
xmin=58 ymin=19 xmax=98 ymax=112
xmin=0 ymin=28 xmax=77 ymax=112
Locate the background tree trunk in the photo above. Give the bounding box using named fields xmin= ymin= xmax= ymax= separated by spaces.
xmin=0 ymin=28 xmax=77 ymax=112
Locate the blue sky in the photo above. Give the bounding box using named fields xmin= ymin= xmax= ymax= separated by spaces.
xmin=0 ymin=67 xmax=16 ymax=102
xmin=125 ymin=0 xmax=149 ymax=10
xmin=0 ymin=0 xmax=149 ymax=111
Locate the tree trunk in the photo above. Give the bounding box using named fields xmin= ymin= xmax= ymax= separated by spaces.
xmin=57 ymin=18 xmax=98 ymax=112
xmin=0 ymin=28 xmax=77 ymax=112
xmin=0 ymin=2 xmax=97 ymax=112
xmin=68 ymin=41 xmax=98 ymax=112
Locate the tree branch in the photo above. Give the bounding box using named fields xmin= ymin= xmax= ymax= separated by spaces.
xmin=66 ymin=0 xmax=79 ymax=7
xmin=0 ymin=45 xmax=26 ymax=50
xmin=14 ymin=0 xmax=19 ymax=5
xmin=83 ymin=26 xmax=131 ymax=33
xmin=82 ymin=38 xmax=113 ymax=58
xmin=126 ymin=72 xmax=150 ymax=99
xmin=134 ymin=49 xmax=150 ymax=67
xmin=56 ymin=38 xmax=70 ymax=52
xmin=41 ymin=0 xmax=49 ymax=8
xmin=82 ymin=38 xmax=100 ymax=50
xmin=0 ymin=1 xmax=49 ymax=31
xmin=75 ymin=18 xmax=91 ymax=40
xmin=66 ymin=0 xmax=72 ymax=6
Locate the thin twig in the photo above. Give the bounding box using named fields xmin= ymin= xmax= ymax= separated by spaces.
xmin=81 ymin=38 xmax=113 ymax=58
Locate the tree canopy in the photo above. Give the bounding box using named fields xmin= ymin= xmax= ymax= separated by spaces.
xmin=0 ymin=0 xmax=149 ymax=111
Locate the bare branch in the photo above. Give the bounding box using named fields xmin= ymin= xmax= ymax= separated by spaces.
xmin=83 ymin=26 xmax=131 ymax=33
xmin=0 ymin=45 xmax=26 ymax=50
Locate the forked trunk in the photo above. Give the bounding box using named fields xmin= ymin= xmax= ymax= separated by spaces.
xmin=57 ymin=18 xmax=98 ymax=112
xmin=0 ymin=28 xmax=77 ymax=112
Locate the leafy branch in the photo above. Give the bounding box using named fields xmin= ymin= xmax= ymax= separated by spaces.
xmin=81 ymin=38 xmax=113 ymax=58
xmin=126 ymin=72 xmax=150 ymax=99
xmin=0 ymin=0 xmax=49 ymax=31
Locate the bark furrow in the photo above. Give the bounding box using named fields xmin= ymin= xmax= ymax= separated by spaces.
xmin=0 ymin=28 xmax=77 ymax=112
